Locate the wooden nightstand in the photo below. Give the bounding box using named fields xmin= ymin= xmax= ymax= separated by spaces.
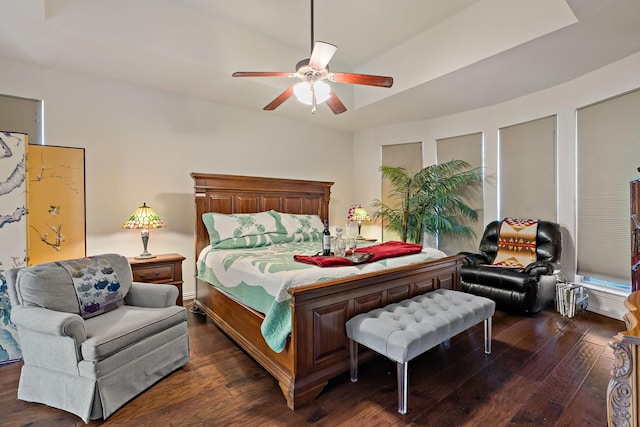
xmin=128 ymin=253 xmax=186 ymax=306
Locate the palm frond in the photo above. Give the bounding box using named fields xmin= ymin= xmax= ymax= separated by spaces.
xmin=374 ymin=160 xmax=483 ymax=245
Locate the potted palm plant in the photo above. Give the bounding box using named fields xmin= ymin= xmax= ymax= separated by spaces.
xmin=372 ymin=159 xmax=483 ymax=246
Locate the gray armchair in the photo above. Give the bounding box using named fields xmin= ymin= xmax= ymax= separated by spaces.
xmin=6 ymin=253 xmax=189 ymax=423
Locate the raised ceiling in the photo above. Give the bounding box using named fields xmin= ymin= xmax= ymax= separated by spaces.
xmin=1 ymin=0 xmax=639 ymax=131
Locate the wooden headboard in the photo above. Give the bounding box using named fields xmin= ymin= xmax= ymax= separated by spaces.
xmin=191 ymin=173 xmax=333 ymax=258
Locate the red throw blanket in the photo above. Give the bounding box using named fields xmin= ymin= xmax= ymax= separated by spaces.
xmin=293 ymin=241 xmax=423 ymax=267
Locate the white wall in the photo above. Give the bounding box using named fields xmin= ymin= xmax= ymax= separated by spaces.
xmin=3 ymin=50 xmax=640 ymax=313
xmin=354 ymin=51 xmax=640 ymax=318
xmin=0 ymin=59 xmax=354 ymax=298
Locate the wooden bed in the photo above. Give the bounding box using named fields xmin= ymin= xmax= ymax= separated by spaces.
xmin=191 ymin=172 xmax=464 ymax=410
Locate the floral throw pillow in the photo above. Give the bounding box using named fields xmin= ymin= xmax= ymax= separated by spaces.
xmin=213 ymin=233 xmax=285 ymax=249
xmin=203 ymin=211 xmax=285 ymax=245
xmin=270 ymin=212 xmax=324 ymax=235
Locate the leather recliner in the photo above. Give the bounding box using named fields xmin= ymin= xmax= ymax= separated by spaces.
xmin=459 ymin=219 xmax=562 ymax=315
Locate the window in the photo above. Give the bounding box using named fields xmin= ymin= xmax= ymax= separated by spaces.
xmin=436 ymin=132 xmax=484 ymax=254
xmin=577 ymin=88 xmax=640 ymax=293
xmin=0 ymin=94 xmax=43 ymax=145
xmin=499 ymin=116 xmax=557 ymax=221
xmin=381 ymin=142 xmax=423 ymax=242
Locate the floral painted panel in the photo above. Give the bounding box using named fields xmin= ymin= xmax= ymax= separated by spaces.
xmin=0 ymin=131 xmax=26 ymax=364
xmin=27 ymin=145 xmax=85 ymax=265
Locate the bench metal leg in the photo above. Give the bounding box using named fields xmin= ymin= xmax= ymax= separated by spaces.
xmin=484 ymin=316 xmax=492 ymax=354
xmin=350 ymin=339 xmax=358 ymax=382
xmin=397 ymin=361 xmax=408 ymax=414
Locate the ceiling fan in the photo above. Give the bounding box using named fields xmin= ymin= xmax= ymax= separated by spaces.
xmin=232 ymin=0 xmax=393 ymax=114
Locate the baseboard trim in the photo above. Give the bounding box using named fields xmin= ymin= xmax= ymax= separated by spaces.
xmin=183 ymin=287 xmax=626 ymax=320
xmin=183 ymin=291 xmax=195 ymax=302
xmin=583 ymin=286 xmax=627 ymax=321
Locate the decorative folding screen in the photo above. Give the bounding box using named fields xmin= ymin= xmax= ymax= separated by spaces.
xmin=26 ymin=145 xmax=86 ymax=265
xmin=0 ymin=131 xmax=26 ymax=364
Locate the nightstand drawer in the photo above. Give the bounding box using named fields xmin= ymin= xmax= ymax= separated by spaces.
xmin=132 ymin=264 xmax=174 ymax=282
xmin=128 ymin=253 xmax=186 ymax=306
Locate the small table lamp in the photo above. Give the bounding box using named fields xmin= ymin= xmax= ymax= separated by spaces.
xmin=349 ymin=205 xmax=370 ymax=239
xmin=121 ymin=202 xmax=166 ymax=259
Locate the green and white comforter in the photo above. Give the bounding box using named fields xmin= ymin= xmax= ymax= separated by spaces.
xmin=197 ymin=240 xmax=446 ymax=353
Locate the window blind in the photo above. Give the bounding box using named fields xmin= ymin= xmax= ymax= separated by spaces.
xmin=577 ymin=89 xmax=640 ymax=285
xmin=0 ymin=94 xmax=42 ymax=145
xmin=436 ymin=132 xmax=484 ymax=254
xmin=499 ymin=115 xmax=557 ymax=222
xmin=381 ymin=142 xmax=423 ymax=242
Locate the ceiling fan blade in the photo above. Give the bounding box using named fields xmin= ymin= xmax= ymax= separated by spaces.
xmin=330 ymin=72 xmax=393 ymax=88
xmin=325 ymin=90 xmax=347 ymax=115
xmin=233 ymin=72 xmax=292 ymax=78
xmin=263 ymin=86 xmax=294 ymax=111
xmin=309 ymin=41 xmax=337 ymax=70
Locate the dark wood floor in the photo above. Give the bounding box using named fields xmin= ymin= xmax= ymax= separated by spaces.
xmin=0 ymin=303 xmax=624 ymax=426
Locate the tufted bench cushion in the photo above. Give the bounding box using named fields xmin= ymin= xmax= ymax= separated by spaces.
xmin=345 ymin=288 xmax=495 ymax=414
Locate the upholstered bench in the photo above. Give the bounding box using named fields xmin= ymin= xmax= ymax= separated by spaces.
xmin=345 ymin=288 xmax=495 ymax=414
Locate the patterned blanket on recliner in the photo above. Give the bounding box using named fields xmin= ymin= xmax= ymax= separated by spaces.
xmin=492 ymin=218 xmax=539 ymax=268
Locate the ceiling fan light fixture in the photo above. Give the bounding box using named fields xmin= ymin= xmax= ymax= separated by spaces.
xmin=293 ymin=80 xmax=331 ymax=106
xmin=232 ymin=0 xmax=392 ymax=114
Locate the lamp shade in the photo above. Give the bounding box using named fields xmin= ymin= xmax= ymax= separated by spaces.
xmin=348 ymin=205 xmax=370 ymax=238
xmin=121 ymin=203 xmax=166 ymax=230
xmin=293 ymin=81 xmax=331 ymax=105
xmin=122 ymin=203 xmax=165 ymax=259
xmin=351 ymin=206 xmax=370 ymax=222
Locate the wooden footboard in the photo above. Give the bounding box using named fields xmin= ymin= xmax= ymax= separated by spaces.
xmin=194 ymin=254 xmax=463 ymax=409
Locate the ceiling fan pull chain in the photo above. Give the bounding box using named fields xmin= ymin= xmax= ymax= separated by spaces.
xmin=311 ymin=82 xmax=317 ymax=114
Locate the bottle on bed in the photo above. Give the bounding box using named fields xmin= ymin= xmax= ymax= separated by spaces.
xmin=323 ymin=219 xmax=331 ymax=256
